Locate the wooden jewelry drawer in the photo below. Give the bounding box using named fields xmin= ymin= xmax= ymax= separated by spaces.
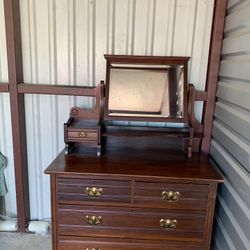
xmin=58 ymin=236 xmax=203 ymax=250
xmin=134 ymin=181 xmax=209 ymax=210
xmin=67 ymin=129 xmax=98 ymax=142
xmin=57 ymin=178 xmax=131 ymax=204
xmin=58 ymin=204 xmax=206 ymax=241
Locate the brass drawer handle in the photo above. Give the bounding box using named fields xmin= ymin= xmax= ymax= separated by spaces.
xmin=160 ymin=218 xmax=178 ymax=230
xmin=79 ymin=131 xmax=88 ymax=138
xmin=86 ymin=248 xmax=101 ymax=250
xmin=85 ymin=187 xmax=103 ymax=198
xmin=162 ymin=191 xmax=181 ymax=202
xmin=86 ymin=215 xmax=102 ymax=225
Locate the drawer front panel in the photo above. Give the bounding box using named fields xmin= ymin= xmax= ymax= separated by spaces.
xmin=58 ymin=205 xmax=205 ymax=241
xmin=58 ymin=236 xmax=202 ymax=250
xmin=134 ymin=182 xmax=209 ymax=210
xmin=68 ymin=129 xmax=97 ymax=141
xmin=57 ymin=178 xmax=131 ymax=204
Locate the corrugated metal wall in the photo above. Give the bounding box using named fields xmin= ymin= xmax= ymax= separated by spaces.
xmin=211 ymin=0 xmax=250 ymax=249
xmin=0 ymin=0 xmax=215 ymax=219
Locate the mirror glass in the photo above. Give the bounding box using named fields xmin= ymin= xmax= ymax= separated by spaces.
xmin=107 ymin=63 xmax=185 ymax=119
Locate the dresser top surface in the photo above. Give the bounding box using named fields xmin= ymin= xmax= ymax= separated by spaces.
xmin=45 ymin=138 xmax=223 ymax=183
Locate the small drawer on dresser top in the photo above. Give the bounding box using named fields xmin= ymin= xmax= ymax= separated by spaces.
xmin=58 ymin=236 xmax=202 ymax=250
xmin=134 ymin=181 xmax=209 ymax=210
xmin=67 ymin=129 xmax=98 ymax=142
xmin=58 ymin=204 xmax=205 ymax=242
xmin=57 ymin=178 xmax=131 ymax=204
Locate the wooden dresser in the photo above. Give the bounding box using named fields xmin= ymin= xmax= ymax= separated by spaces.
xmin=45 ymin=138 xmax=223 ymax=250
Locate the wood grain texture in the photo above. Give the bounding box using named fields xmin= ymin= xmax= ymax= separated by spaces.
xmin=46 ymin=138 xmax=222 ymax=249
xmin=58 ymin=204 xmax=205 ymax=241
xmin=45 ymin=138 xmax=223 ymax=183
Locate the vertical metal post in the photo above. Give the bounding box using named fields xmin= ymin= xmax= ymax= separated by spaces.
xmin=4 ymin=0 xmax=30 ymax=232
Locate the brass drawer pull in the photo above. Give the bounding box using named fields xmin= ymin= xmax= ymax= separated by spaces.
xmin=86 ymin=248 xmax=101 ymax=250
xmin=160 ymin=218 xmax=178 ymax=230
xmin=86 ymin=215 xmax=102 ymax=225
xmin=85 ymin=187 xmax=103 ymax=198
xmin=162 ymin=191 xmax=181 ymax=202
xmin=79 ymin=131 xmax=88 ymax=138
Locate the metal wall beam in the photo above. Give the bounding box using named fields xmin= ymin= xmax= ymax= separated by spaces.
xmin=202 ymin=0 xmax=228 ymax=153
xmin=4 ymin=0 xmax=30 ymax=232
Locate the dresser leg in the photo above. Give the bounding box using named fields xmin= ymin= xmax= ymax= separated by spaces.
xmin=50 ymin=175 xmax=58 ymax=250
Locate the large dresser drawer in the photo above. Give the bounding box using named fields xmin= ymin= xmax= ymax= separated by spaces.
xmin=58 ymin=236 xmax=203 ymax=250
xmin=57 ymin=178 xmax=131 ymax=204
xmin=58 ymin=204 xmax=205 ymax=241
xmin=134 ymin=181 xmax=209 ymax=210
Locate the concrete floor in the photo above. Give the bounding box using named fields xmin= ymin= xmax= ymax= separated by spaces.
xmin=0 ymin=232 xmax=51 ymax=250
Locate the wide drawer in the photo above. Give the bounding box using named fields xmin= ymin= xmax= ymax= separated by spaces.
xmin=58 ymin=236 xmax=202 ymax=250
xmin=57 ymin=178 xmax=131 ymax=204
xmin=134 ymin=181 xmax=209 ymax=210
xmin=67 ymin=129 xmax=98 ymax=142
xmin=58 ymin=204 xmax=205 ymax=241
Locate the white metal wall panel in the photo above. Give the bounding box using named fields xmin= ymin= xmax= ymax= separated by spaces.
xmin=0 ymin=93 xmax=16 ymax=217
xmin=15 ymin=0 xmax=215 ymax=220
xmin=211 ymin=0 xmax=250 ymax=249
xmin=0 ymin=0 xmax=8 ymax=83
xmin=0 ymin=0 xmax=17 ymax=217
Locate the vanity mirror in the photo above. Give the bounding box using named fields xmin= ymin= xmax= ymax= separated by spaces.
xmin=64 ymin=55 xmax=207 ymax=158
xmin=104 ymin=55 xmax=190 ymax=122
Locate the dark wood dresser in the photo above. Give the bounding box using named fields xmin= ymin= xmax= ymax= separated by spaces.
xmin=45 ymin=138 xmax=223 ymax=250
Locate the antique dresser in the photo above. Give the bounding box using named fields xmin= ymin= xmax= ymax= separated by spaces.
xmin=45 ymin=55 xmax=223 ymax=250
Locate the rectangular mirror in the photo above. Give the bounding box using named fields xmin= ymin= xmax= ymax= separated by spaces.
xmin=104 ymin=55 xmax=190 ymax=123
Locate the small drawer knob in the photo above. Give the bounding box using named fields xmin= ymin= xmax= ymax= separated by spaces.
xmin=85 ymin=187 xmax=103 ymax=198
xmin=79 ymin=131 xmax=88 ymax=138
xmin=86 ymin=215 xmax=102 ymax=225
xmin=160 ymin=218 xmax=178 ymax=230
xmin=162 ymin=191 xmax=181 ymax=202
